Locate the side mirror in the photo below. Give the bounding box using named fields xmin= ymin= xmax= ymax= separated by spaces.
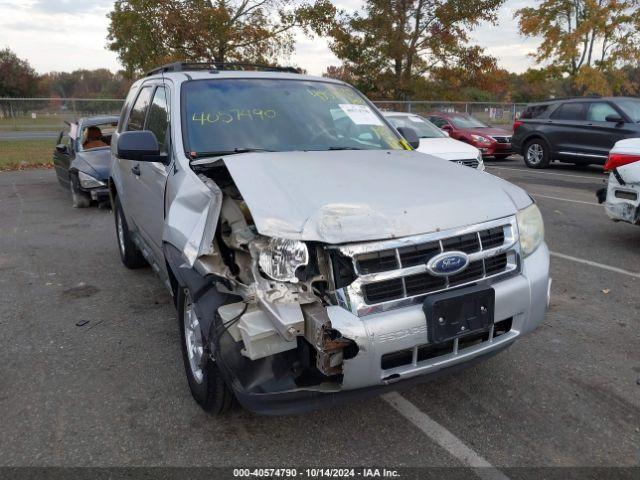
xmin=117 ymin=130 xmax=168 ymax=164
xmin=55 ymin=144 xmax=68 ymax=154
xmin=441 ymin=124 xmax=453 ymax=132
xmin=605 ymin=114 xmax=624 ymax=124
xmin=397 ymin=127 xmax=420 ymax=150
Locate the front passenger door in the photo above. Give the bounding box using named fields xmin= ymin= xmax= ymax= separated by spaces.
xmin=584 ymin=102 xmax=636 ymax=160
xmin=135 ymin=86 xmax=171 ymax=259
xmin=119 ymin=86 xmax=153 ymax=234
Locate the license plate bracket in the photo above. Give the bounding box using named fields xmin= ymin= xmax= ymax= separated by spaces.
xmin=423 ymin=285 xmax=495 ymax=344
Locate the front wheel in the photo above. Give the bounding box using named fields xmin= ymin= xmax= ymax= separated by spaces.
xmin=523 ymin=139 xmax=551 ymax=169
xmin=70 ymin=174 xmax=91 ymax=208
xmin=178 ymin=287 xmax=234 ymax=415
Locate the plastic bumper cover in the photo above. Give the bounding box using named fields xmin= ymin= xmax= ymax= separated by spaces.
xmin=232 ymin=243 xmax=550 ymax=415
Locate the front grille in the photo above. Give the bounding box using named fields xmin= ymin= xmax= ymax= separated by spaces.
xmin=492 ymin=136 xmax=512 ymax=144
xmin=453 ymin=159 xmax=479 ymax=168
xmin=351 ymin=222 xmax=517 ymax=308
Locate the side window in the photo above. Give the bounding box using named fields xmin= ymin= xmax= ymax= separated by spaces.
xmin=587 ymin=102 xmax=618 ymax=122
xmin=146 ymin=87 xmax=170 ymax=153
xmin=126 ymin=87 xmax=153 ymax=131
xmin=118 ymin=85 xmax=139 ymax=132
xmin=550 ymin=103 xmax=587 ymax=121
xmin=521 ymin=105 xmax=549 ymax=119
xmin=429 ymin=116 xmax=447 ymax=128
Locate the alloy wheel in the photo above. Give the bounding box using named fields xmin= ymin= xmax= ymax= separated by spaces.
xmin=527 ymin=143 xmax=544 ymax=165
xmin=183 ymin=291 xmax=204 ymax=384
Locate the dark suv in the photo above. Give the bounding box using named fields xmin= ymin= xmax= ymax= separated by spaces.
xmin=512 ymin=97 xmax=640 ymax=168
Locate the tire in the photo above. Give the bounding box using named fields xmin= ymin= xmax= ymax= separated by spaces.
xmin=113 ymin=195 xmax=147 ymax=269
xmin=523 ymin=138 xmax=551 ymax=168
xmin=178 ymin=287 xmax=234 ymax=415
xmin=493 ymin=154 xmax=511 ymax=160
xmin=70 ymin=174 xmax=91 ymax=208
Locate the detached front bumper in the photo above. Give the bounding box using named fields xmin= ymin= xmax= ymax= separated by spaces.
xmin=231 ymin=243 xmax=551 ymax=415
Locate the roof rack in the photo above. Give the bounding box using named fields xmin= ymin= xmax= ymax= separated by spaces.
xmin=145 ymin=61 xmax=301 ymax=77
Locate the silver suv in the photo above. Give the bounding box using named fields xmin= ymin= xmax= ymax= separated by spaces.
xmin=109 ymin=63 xmax=551 ymax=415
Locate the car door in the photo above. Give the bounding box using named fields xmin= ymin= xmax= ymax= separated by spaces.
xmin=134 ymin=85 xmax=171 ymax=260
xmin=584 ymin=101 xmax=638 ymax=160
xmin=429 ymin=115 xmax=457 ymax=138
xmin=53 ymin=130 xmax=74 ymax=188
xmin=117 ymin=85 xmax=154 ymax=232
xmin=546 ymin=102 xmax=589 ymax=157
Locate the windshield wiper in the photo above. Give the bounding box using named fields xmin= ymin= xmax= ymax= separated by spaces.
xmin=328 ymin=146 xmax=363 ymax=151
xmin=190 ymin=148 xmax=274 ymax=159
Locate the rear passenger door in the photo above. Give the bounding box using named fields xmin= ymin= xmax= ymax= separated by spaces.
xmin=584 ymin=102 xmax=636 ymax=160
xmin=547 ymin=102 xmax=588 ymax=157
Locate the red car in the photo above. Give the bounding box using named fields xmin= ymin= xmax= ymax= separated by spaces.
xmin=426 ymin=112 xmax=513 ymax=159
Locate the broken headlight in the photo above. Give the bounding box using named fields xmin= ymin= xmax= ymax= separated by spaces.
xmin=78 ymin=171 xmax=106 ymax=189
xmin=258 ymin=238 xmax=309 ymax=283
xmin=516 ymin=203 xmax=544 ymax=257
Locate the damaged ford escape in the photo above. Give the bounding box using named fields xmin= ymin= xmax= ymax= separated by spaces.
xmin=109 ymin=63 xmax=551 ymax=415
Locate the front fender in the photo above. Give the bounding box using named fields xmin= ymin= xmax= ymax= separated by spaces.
xmin=162 ymin=165 xmax=223 ymax=267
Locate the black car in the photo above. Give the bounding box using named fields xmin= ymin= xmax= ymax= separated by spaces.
xmin=512 ymin=97 xmax=640 ymax=168
xmin=53 ymin=116 xmax=119 ymax=207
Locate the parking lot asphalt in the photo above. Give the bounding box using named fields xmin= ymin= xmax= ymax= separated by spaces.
xmin=0 ymin=158 xmax=638 ymax=470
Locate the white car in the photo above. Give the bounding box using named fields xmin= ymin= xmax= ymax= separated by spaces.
xmin=598 ymin=138 xmax=640 ymax=225
xmin=383 ymin=112 xmax=484 ymax=170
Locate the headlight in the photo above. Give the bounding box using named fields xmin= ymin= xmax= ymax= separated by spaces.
xmin=78 ymin=171 xmax=106 ymax=188
xmin=476 ymin=151 xmax=485 ymax=171
xmin=258 ymin=238 xmax=309 ymax=283
xmin=470 ymin=134 xmax=491 ymax=145
xmin=516 ymin=203 xmax=544 ymax=257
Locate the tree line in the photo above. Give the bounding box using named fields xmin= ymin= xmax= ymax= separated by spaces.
xmin=2 ymin=0 xmax=640 ymax=103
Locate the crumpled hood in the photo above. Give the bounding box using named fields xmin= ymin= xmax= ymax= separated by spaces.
xmin=70 ymin=148 xmax=111 ymax=181
xmin=416 ymin=137 xmax=479 ymax=160
xmin=223 ymin=150 xmax=531 ymax=244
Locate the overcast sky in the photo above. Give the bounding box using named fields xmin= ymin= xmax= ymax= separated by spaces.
xmin=0 ymin=0 xmax=540 ymax=75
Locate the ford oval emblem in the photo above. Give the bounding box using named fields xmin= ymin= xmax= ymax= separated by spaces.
xmin=426 ymin=251 xmax=470 ymax=277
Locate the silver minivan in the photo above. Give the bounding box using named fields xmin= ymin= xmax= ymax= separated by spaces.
xmin=109 ymin=63 xmax=550 ymax=415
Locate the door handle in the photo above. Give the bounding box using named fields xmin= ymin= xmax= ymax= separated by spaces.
xmin=131 ymin=164 xmax=141 ymax=176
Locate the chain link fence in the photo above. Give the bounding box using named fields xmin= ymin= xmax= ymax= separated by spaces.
xmin=0 ymin=98 xmax=527 ymax=135
xmin=373 ymin=101 xmax=528 ymax=127
xmin=0 ymin=98 xmax=125 ymax=134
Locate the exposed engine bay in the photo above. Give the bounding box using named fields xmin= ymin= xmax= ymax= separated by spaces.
xmin=192 ymin=160 xmax=359 ymax=394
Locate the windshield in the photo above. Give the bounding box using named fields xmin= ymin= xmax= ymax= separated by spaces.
xmin=182 ymin=79 xmax=405 ymax=155
xmin=449 ymin=115 xmax=489 ymax=129
xmin=616 ymin=98 xmax=640 ymax=122
xmin=386 ymin=115 xmax=446 ymax=138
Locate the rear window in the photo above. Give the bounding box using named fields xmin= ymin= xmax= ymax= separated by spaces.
xmin=521 ymin=105 xmax=549 ymax=119
xmin=550 ymin=103 xmax=587 ymax=121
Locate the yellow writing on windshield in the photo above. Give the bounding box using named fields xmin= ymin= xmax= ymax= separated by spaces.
xmin=306 ymin=87 xmax=365 ymax=105
xmin=191 ymin=109 xmax=276 ymax=125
